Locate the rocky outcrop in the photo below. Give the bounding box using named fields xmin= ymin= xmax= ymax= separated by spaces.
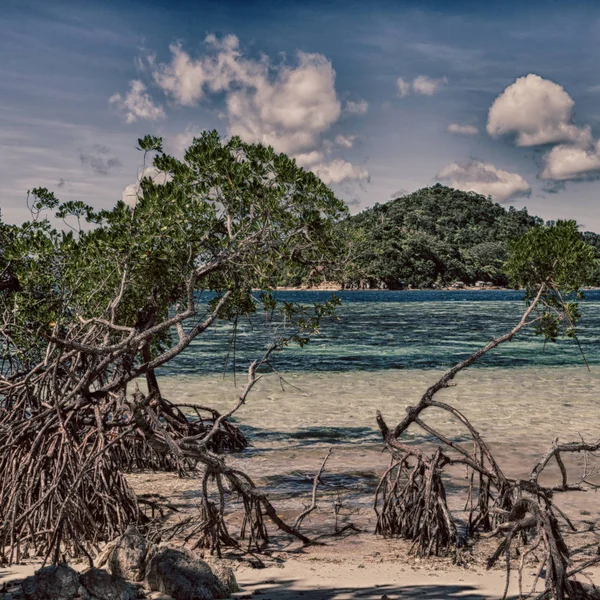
xmin=202 ymin=561 xmax=239 ymax=595
xmin=145 ymin=548 xmax=229 ymax=600
xmin=21 ymin=531 xmax=239 ymax=600
xmin=80 ymin=568 xmax=143 ymax=600
xmin=105 ymin=529 xmax=238 ymax=600
xmin=22 ymin=564 xmax=89 ymax=600
xmin=21 ymin=564 xmax=143 ymax=600
xmin=108 ymin=526 xmax=149 ymax=582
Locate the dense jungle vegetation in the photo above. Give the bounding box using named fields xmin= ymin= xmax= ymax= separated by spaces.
xmin=338 ymin=184 xmax=600 ymax=289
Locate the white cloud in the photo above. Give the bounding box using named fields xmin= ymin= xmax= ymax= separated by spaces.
xmin=151 ymin=36 xmax=340 ymax=157
xmin=487 ymin=73 xmax=600 ymax=182
xmin=294 ymin=150 xmax=323 ymax=168
xmin=344 ymin=99 xmax=368 ymax=114
xmin=151 ymin=44 xmax=209 ymax=106
xmin=225 ymin=51 xmax=341 ymax=155
xmin=109 ymin=80 xmax=165 ymax=124
xmin=121 ymin=166 xmax=171 ymax=207
xmin=397 ymin=75 xmax=447 ymax=97
xmin=335 ymin=134 xmax=356 ymax=148
xmin=311 ymin=159 xmax=369 ymax=185
xmin=487 ymin=74 xmax=591 ymax=147
xmin=412 ymin=75 xmax=448 ymax=96
xmin=141 ymin=34 xmax=369 ymax=185
xmin=447 ymin=123 xmax=478 ymax=136
xmin=166 ymin=125 xmax=205 ymax=158
xmin=436 ymin=161 xmax=530 ymax=202
xmin=151 ymin=35 xmax=263 ymax=107
xmin=121 ymin=182 xmax=139 ymax=206
xmin=540 ymin=141 xmax=600 ymax=180
xmin=396 ymin=77 xmax=411 ymax=97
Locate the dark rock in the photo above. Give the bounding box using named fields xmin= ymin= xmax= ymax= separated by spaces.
xmin=80 ymin=568 xmax=142 ymax=600
xmin=109 ymin=525 xmax=149 ymax=582
xmin=21 ymin=563 xmax=145 ymax=600
xmin=22 ymin=563 xmax=90 ymax=600
xmin=145 ymin=548 xmax=228 ymax=600
xmin=203 ymin=561 xmax=239 ymax=595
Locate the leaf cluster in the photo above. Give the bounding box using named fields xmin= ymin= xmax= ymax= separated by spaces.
xmin=506 ymin=220 xmax=599 ymax=343
xmin=0 ymin=131 xmax=347 ymax=373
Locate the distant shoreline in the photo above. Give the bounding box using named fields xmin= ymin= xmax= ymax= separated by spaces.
xmin=268 ymin=285 xmax=600 ymax=292
xmin=273 ymin=285 xmax=511 ymax=292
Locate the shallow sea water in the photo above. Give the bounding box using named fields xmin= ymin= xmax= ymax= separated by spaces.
xmin=154 ymin=291 xmax=600 ymax=519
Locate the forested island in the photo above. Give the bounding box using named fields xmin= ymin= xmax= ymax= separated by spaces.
xmin=327 ymin=185 xmax=600 ymax=290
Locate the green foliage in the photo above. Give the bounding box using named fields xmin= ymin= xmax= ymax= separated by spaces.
xmin=137 ymin=135 xmax=163 ymax=153
xmin=342 ymin=185 xmax=543 ymax=289
xmin=0 ymin=131 xmax=347 ymax=372
xmin=506 ymin=220 xmax=597 ymax=292
xmin=506 ymin=220 xmax=598 ymax=343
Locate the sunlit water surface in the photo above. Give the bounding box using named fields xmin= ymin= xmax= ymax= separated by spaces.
xmin=153 ymin=291 xmax=600 ymax=513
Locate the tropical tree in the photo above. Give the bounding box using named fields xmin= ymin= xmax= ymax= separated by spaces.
xmin=0 ymin=131 xmax=346 ymax=564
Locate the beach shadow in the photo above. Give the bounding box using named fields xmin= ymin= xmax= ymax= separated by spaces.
xmin=235 ymin=578 xmax=495 ymax=600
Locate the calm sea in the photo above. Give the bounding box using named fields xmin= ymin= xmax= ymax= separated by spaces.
xmin=162 ymin=289 xmax=600 ymax=376
xmin=156 ymin=290 xmax=600 ymax=512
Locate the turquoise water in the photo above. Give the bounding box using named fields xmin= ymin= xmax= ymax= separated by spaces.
xmin=162 ymin=290 xmax=600 ymax=376
xmin=156 ymin=290 xmax=600 ymax=509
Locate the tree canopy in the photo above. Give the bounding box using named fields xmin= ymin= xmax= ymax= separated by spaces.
xmin=0 ymin=130 xmax=347 ymax=562
xmin=1 ymin=131 xmax=347 ymax=373
xmin=341 ymin=184 xmax=549 ymax=289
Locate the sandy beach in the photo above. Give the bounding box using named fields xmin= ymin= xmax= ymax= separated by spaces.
xmin=3 ymin=530 xmax=600 ymax=600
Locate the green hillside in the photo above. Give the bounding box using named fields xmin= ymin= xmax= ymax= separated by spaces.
xmin=341 ymin=184 xmax=600 ymax=289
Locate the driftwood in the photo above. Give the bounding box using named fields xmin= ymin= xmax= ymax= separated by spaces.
xmin=294 ymin=448 xmax=333 ymax=531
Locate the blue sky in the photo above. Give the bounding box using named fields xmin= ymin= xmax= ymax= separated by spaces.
xmin=3 ymin=0 xmax=600 ymax=229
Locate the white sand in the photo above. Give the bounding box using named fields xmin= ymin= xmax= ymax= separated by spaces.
xmin=4 ymin=532 xmax=599 ymax=600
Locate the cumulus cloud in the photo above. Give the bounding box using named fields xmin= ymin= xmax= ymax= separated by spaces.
xmin=142 ymin=34 xmax=369 ymax=185
xmin=151 ymin=35 xmax=256 ymax=106
xmin=311 ymin=159 xmax=369 ymax=185
xmin=344 ymin=99 xmax=368 ymax=114
xmin=398 ymin=75 xmax=447 ymax=97
xmin=487 ymin=73 xmax=600 ymax=183
xmin=413 ymin=75 xmax=448 ymax=96
xmin=109 ymin=80 xmax=165 ymax=124
xmin=335 ymin=134 xmax=356 ymax=148
xmin=225 ymin=51 xmax=342 ymax=155
xmin=447 ymin=123 xmax=478 ymax=136
xmin=396 ymin=78 xmax=411 ymax=98
xmin=121 ymin=166 xmax=171 ymax=207
xmin=487 ymin=74 xmax=591 ymax=147
xmin=150 ymin=36 xmax=339 ymax=156
xmin=436 ymin=160 xmax=530 ymax=202
xmin=79 ymin=145 xmax=122 ymax=175
xmin=540 ymin=142 xmax=600 ymax=181
xmin=166 ymin=125 xmax=205 ymax=158
xmin=294 ymin=150 xmax=323 ymax=168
